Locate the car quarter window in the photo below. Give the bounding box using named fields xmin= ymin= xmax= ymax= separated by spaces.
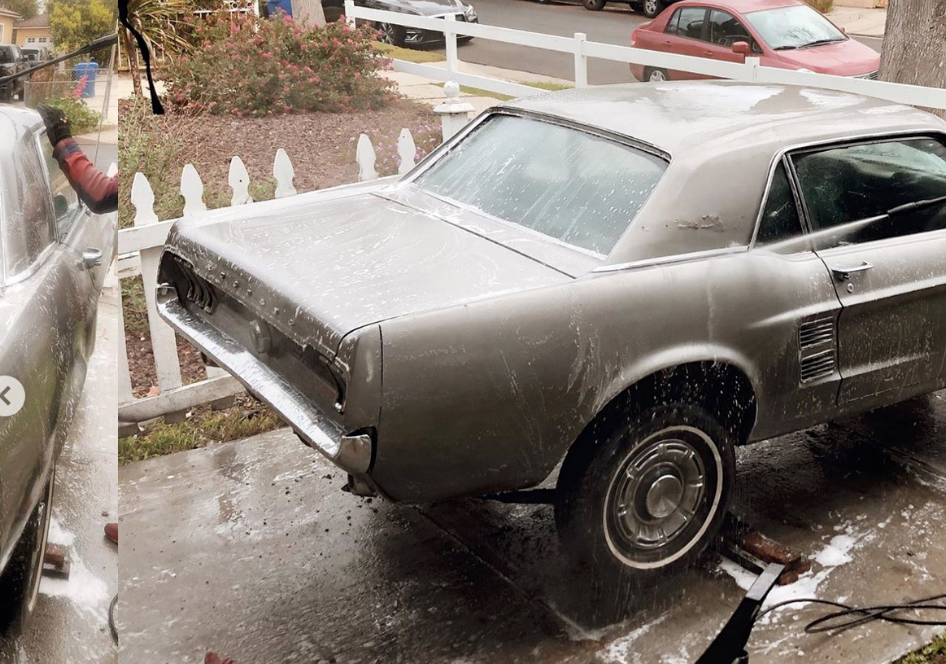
xmin=792 ymin=137 xmax=946 ymax=248
xmin=707 ymin=10 xmax=757 ymax=51
xmin=2 ymin=140 xmax=55 ymax=278
xmin=756 ymin=162 xmax=803 ymax=246
xmin=666 ymin=7 xmax=707 ymax=39
xmin=414 ymin=114 xmax=668 ymax=255
xmin=39 ymin=136 xmax=81 ymax=238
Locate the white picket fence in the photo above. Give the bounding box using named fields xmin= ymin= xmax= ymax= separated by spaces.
xmin=345 ymin=1 xmax=946 ymax=112
xmin=118 ymin=132 xmax=420 ymax=425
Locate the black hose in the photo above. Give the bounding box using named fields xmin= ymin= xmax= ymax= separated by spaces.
xmin=117 ymin=0 xmax=165 ymax=114
xmin=108 ymin=593 xmax=119 ymax=645
xmin=755 ymin=592 xmax=946 ymax=634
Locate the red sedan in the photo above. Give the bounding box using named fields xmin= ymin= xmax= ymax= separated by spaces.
xmin=630 ymin=0 xmax=880 ymax=82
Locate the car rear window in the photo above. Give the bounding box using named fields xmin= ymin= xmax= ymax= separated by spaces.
xmin=414 ymin=115 xmax=668 ymax=255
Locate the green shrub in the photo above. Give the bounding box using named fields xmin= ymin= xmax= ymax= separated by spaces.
xmin=44 ymin=93 xmax=102 ymax=135
xmin=164 ymin=12 xmax=397 ymax=117
xmin=117 ymin=97 xmax=185 ymax=229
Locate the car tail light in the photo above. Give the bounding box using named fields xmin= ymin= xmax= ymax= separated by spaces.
xmin=631 ymin=29 xmax=638 ymax=47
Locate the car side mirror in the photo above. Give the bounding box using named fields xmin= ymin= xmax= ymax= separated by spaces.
xmin=731 ymin=41 xmax=752 ymax=57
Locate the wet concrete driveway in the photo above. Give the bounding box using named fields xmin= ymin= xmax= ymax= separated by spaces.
xmin=119 ymin=392 xmax=946 ymax=664
xmin=0 ymin=290 xmax=120 ymax=664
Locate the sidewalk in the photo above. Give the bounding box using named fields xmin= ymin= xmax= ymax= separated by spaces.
xmin=826 ymin=6 xmax=887 ymax=38
xmin=383 ymin=60 xmax=574 ymax=112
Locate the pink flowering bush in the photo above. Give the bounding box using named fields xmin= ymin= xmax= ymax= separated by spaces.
xmin=165 ymin=13 xmax=397 ymax=117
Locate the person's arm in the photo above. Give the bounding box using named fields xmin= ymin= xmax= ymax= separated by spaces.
xmin=37 ymin=105 xmax=118 ymax=215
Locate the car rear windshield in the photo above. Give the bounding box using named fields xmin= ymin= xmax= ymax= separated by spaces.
xmin=414 ymin=114 xmax=667 ymax=255
xmin=745 ymin=5 xmax=845 ymax=51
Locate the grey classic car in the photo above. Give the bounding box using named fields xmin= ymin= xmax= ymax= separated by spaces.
xmin=0 ymin=108 xmax=115 ymax=633
xmin=157 ymin=82 xmax=946 ymax=583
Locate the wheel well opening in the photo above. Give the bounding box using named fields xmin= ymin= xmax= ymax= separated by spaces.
xmin=596 ymin=362 xmax=757 ymax=445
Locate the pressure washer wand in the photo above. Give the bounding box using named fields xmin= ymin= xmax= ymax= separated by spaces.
xmin=0 ymin=33 xmax=118 ymax=86
xmin=694 ymin=562 xmax=785 ymax=664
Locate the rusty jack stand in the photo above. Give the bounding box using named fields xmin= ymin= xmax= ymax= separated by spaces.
xmin=42 ymin=545 xmax=71 ymax=580
xmin=719 ymin=513 xmax=811 ymax=586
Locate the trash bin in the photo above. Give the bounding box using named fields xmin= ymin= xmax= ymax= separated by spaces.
xmin=73 ymin=61 xmax=98 ymax=99
xmin=266 ymin=0 xmax=293 ymax=17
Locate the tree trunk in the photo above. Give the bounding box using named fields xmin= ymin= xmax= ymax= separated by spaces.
xmin=878 ymin=0 xmax=946 ymax=117
xmin=291 ymin=0 xmax=327 ymax=27
xmin=122 ymin=29 xmax=144 ymax=98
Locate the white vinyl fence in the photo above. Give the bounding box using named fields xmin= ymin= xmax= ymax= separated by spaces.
xmin=118 ymin=134 xmax=419 ymax=425
xmin=345 ymin=1 xmax=946 ymax=112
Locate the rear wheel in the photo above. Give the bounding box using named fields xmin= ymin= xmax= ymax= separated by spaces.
xmin=0 ymin=467 xmax=55 ymax=636
xmin=583 ymin=0 xmax=607 ymax=10
xmin=376 ymin=22 xmax=405 ymax=46
xmin=641 ymin=0 xmax=666 ymax=17
xmin=644 ymin=67 xmax=669 ymax=82
xmin=555 ymin=405 xmax=734 ymax=588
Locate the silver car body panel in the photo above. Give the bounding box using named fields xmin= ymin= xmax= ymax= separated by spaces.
xmin=0 ymin=108 xmax=116 ymax=572
xmin=157 ymin=82 xmax=946 ymax=502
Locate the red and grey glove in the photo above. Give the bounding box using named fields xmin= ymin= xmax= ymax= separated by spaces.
xmin=37 ymin=104 xmax=72 ymax=147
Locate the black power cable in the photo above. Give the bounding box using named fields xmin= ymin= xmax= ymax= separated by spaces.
xmin=117 ymin=0 xmax=164 ymax=114
xmin=756 ymin=593 xmax=946 ymax=635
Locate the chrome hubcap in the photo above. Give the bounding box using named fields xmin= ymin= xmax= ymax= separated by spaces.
xmin=379 ymin=23 xmax=395 ymax=44
xmin=645 ymin=474 xmax=684 ymax=519
xmin=611 ymin=439 xmax=705 ymax=550
xmin=649 ymin=70 xmax=666 ymax=82
xmin=645 ymin=0 xmax=658 ymax=13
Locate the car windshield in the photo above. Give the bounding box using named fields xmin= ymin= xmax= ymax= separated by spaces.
xmin=745 ymin=5 xmax=846 ymax=50
xmin=413 ymin=114 xmax=667 ymax=255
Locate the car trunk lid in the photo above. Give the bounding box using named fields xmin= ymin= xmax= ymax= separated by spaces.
xmin=163 ymin=190 xmax=572 ymax=360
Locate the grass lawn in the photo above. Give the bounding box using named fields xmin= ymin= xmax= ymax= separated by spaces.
xmin=894 ymin=634 xmax=946 ymax=664
xmin=372 ymin=41 xmax=446 ymax=63
xmin=119 ymin=396 xmax=284 ymax=465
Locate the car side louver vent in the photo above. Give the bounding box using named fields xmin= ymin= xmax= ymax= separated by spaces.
xmin=799 ymin=316 xmax=837 ymax=383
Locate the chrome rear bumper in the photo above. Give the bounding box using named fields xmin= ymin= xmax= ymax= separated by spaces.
xmin=157 ymin=289 xmax=372 ymax=474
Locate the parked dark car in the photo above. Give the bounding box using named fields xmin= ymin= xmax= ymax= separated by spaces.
xmin=630 ymin=0 xmax=879 ymax=82
xmin=157 ymin=82 xmax=946 ymax=586
xmin=322 ymin=0 xmax=478 ymax=46
xmin=582 ymin=0 xmax=680 ymax=18
xmin=0 ymin=107 xmax=115 ymax=635
xmin=0 ymin=45 xmax=29 ymax=103
xmin=20 ymin=47 xmax=52 ymax=64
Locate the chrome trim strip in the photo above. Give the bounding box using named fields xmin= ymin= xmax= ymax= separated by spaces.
xmin=592 ymin=246 xmax=749 ymax=274
xmin=401 ymin=185 xmax=608 ymax=261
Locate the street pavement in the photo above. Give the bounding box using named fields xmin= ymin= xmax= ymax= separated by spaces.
xmin=433 ymin=0 xmax=883 ymax=84
xmin=119 ymin=391 xmax=945 ymax=664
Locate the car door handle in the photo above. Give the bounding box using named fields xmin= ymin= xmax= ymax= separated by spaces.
xmin=831 ymin=262 xmax=873 ymax=280
xmin=82 ymin=248 xmax=103 ymax=270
